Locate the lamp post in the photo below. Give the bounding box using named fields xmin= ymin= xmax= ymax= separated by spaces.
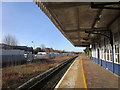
xmin=31 ymin=41 xmax=35 ymax=54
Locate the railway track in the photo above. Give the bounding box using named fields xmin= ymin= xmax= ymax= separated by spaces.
xmin=16 ymin=56 xmax=78 ymax=90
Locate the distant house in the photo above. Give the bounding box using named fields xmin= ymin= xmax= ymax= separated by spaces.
xmin=0 ymin=43 xmax=11 ymax=49
xmin=44 ymin=48 xmax=54 ymax=52
xmin=0 ymin=43 xmax=33 ymax=52
xmin=13 ymin=46 xmax=33 ymax=52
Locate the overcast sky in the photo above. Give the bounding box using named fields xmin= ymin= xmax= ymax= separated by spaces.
xmin=1 ymin=2 xmax=85 ymax=52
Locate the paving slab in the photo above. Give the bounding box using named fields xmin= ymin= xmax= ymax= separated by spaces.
xmin=81 ymin=54 xmax=119 ymax=88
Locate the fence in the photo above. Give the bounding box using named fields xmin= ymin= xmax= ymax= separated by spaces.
xmin=0 ymin=49 xmax=25 ymax=67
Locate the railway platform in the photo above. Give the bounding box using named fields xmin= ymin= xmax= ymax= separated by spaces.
xmin=55 ymin=54 xmax=119 ymax=89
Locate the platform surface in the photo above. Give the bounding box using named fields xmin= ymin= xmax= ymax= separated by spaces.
xmin=82 ymin=54 xmax=119 ymax=88
xmin=55 ymin=54 xmax=119 ymax=89
xmin=55 ymin=56 xmax=87 ymax=89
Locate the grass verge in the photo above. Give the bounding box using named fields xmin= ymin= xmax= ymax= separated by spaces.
xmin=2 ymin=55 xmax=75 ymax=89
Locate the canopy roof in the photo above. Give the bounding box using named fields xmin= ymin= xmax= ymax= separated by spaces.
xmin=36 ymin=2 xmax=120 ymax=47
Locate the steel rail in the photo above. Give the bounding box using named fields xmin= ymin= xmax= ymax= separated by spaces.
xmin=16 ymin=56 xmax=78 ymax=90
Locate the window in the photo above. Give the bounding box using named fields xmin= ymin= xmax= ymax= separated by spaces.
xmin=96 ymin=48 xmax=98 ymax=58
xmin=100 ymin=48 xmax=104 ymax=60
xmin=107 ymin=49 xmax=109 ymax=61
xmin=115 ymin=44 xmax=119 ymax=63
xmin=104 ymin=50 xmax=106 ymax=60
xmin=110 ymin=49 xmax=112 ymax=61
xmin=92 ymin=50 xmax=96 ymax=57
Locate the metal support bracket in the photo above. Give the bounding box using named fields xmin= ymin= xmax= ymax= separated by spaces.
xmin=85 ymin=28 xmax=113 ymax=49
xmin=91 ymin=2 xmax=120 ymax=10
xmin=85 ymin=29 xmax=111 ymax=39
xmin=86 ymin=29 xmax=115 ymax=73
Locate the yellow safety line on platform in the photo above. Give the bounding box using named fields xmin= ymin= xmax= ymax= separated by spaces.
xmin=80 ymin=57 xmax=87 ymax=89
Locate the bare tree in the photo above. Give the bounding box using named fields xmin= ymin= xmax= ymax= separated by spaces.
xmin=3 ymin=34 xmax=18 ymax=46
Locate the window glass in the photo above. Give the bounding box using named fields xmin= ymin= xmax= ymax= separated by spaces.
xmin=104 ymin=47 xmax=106 ymax=60
xmin=110 ymin=49 xmax=112 ymax=61
xmin=107 ymin=49 xmax=109 ymax=61
xmin=115 ymin=44 xmax=119 ymax=63
xmin=100 ymin=48 xmax=103 ymax=60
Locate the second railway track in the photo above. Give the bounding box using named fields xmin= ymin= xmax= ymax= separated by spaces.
xmin=16 ymin=56 xmax=78 ymax=90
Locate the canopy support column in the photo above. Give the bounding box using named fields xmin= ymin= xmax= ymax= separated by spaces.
xmin=110 ymin=31 xmax=115 ymax=73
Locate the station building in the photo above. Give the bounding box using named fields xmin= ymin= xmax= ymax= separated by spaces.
xmin=91 ymin=16 xmax=120 ymax=75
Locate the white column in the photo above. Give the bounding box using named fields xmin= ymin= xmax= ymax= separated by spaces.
xmin=92 ymin=50 xmax=93 ymax=57
xmin=119 ymin=44 xmax=120 ymax=63
xmin=113 ymin=45 xmax=115 ymax=62
xmin=103 ymin=47 xmax=104 ymax=60
xmin=96 ymin=48 xmax=98 ymax=58
xmin=106 ymin=49 xmax=107 ymax=60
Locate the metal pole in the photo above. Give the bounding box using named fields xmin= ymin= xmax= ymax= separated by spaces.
xmin=98 ymin=48 xmax=100 ymax=64
xmin=104 ymin=38 xmax=107 ymax=69
xmin=98 ymin=42 xmax=101 ymax=65
xmin=110 ymin=31 xmax=114 ymax=73
xmin=31 ymin=41 xmax=34 ymax=54
xmin=111 ymin=45 xmax=115 ymax=73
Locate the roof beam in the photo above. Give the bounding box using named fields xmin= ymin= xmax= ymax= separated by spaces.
xmin=74 ymin=41 xmax=90 ymax=44
xmin=46 ymin=2 xmax=89 ymax=9
xmin=70 ymin=37 xmax=88 ymax=39
xmin=91 ymin=2 xmax=120 ymax=6
xmin=63 ymin=28 xmax=108 ymax=33
xmin=75 ymin=45 xmax=90 ymax=47
xmin=64 ymin=30 xmax=86 ymax=33
xmin=70 ymin=37 xmax=91 ymax=41
xmin=92 ymin=9 xmax=103 ymax=28
xmin=91 ymin=2 xmax=120 ymax=10
xmin=107 ymin=13 xmax=120 ymax=28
